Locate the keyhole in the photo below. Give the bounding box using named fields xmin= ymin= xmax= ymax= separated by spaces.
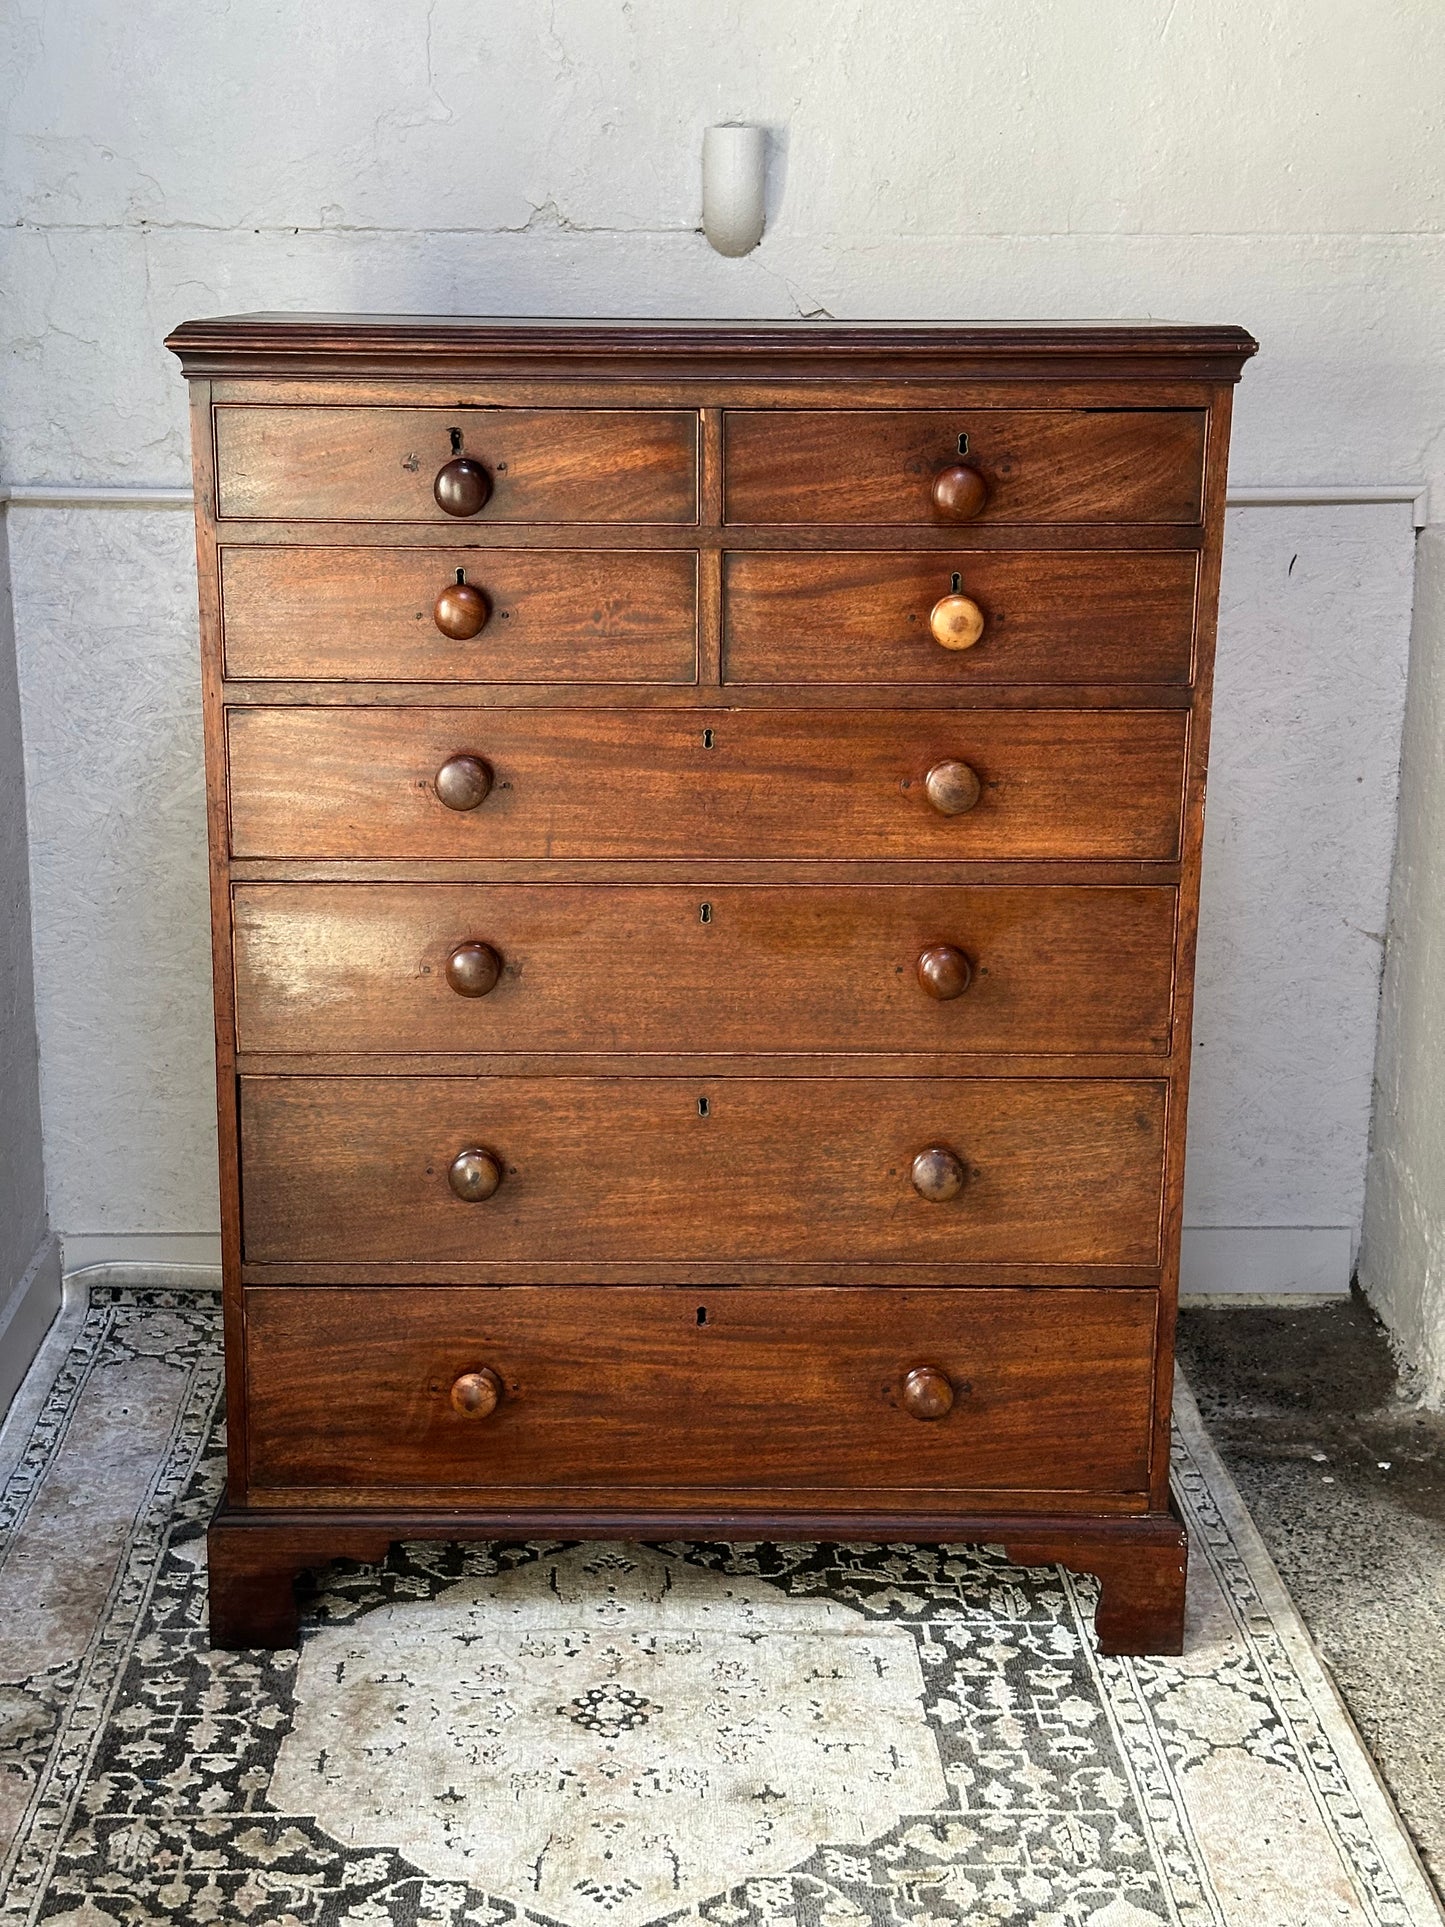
xmin=956 ymin=432 xmax=969 ymax=456
xmin=696 ymin=1306 xmax=708 ymax=1325
xmin=697 ymin=1096 xmax=710 ymax=1117
xmin=449 ymin=427 xmax=463 ymax=453
xmin=699 ymin=902 xmax=712 ymax=924
xmin=456 ymin=568 xmax=466 ymax=585
xmin=702 ymin=728 xmax=716 ymax=749
xmin=951 ymin=572 xmax=962 ymax=593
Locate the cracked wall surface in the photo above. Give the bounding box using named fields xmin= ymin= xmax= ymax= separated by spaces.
xmin=0 ymin=0 xmax=1439 ymax=1327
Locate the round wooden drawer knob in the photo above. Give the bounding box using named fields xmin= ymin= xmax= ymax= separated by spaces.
xmin=911 ymin=1145 xmax=966 ymax=1202
xmin=448 ymin=1147 xmax=503 ymax=1202
xmin=434 ymin=456 xmax=491 ymax=518
xmin=434 ymin=754 xmax=493 ymax=812
xmin=434 ymin=581 xmax=490 ymax=640
xmin=917 ymin=944 xmax=972 ymax=1000
xmin=446 ymin=940 xmax=502 ymax=998
xmin=928 ymin=592 xmax=985 ymax=651
xmin=450 ymin=1366 xmax=504 ymax=1417
xmin=901 ymin=1365 xmax=955 ymax=1421
xmin=931 ymin=463 xmax=988 ymax=522
xmin=924 ymin=759 xmax=982 ymax=816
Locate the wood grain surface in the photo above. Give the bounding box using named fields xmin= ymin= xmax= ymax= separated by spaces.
xmin=230 ymin=881 xmax=1177 ymax=1057
xmin=225 ymin=706 xmax=1189 ymax=861
xmin=723 ymin=550 xmax=1198 ymax=684
xmin=722 ymin=410 xmax=1207 ymax=525
xmin=214 ymin=405 xmax=699 ymax=523
xmin=242 ymin=1284 xmax=1158 ymax=1498
xmin=221 ymin=546 xmax=699 ymax=682
xmin=238 ymin=1073 xmax=1166 ymax=1266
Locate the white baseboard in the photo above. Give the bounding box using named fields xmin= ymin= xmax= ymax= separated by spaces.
xmin=60 ymin=1231 xmax=222 ymax=1272
xmin=0 ymin=1234 xmax=64 ymax=1419
xmin=1180 ymin=1226 xmax=1353 ymax=1299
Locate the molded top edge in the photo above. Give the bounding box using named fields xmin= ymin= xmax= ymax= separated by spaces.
xmin=166 ymin=313 xmax=1258 ymax=377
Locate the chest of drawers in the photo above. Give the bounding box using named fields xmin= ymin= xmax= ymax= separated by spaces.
xmin=168 ymin=315 xmax=1256 ymax=1654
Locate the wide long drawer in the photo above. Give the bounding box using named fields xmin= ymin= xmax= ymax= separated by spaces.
xmin=723 ymin=550 xmax=1198 ymax=685
xmin=243 ymin=1284 xmax=1158 ymax=1503
xmin=723 ymin=410 xmax=1206 ymax=525
xmin=225 ymin=707 xmax=1188 ymax=860
xmin=221 ymin=547 xmax=699 ymax=683
xmin=239 ymin=1075 xmax=1166 ymax=1267
xmin=231 ymin=882 xmax=1177 ymax=1057
xmin=214 ymin=406 xmax=699 ymax=524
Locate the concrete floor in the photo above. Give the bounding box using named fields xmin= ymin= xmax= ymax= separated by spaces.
xmin=1178 ymin=1294 xmax=1445 ymax=1893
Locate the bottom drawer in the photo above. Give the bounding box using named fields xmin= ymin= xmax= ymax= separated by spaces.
xmin=243 ymin=1286 xmax=1158 ymax=1508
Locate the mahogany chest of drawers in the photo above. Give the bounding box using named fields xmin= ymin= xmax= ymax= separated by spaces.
xmin=167 ymin=315 xmax=1256 ymax=1654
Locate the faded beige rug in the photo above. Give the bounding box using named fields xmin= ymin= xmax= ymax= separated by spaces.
xmin=0 ymin=1283 xmax=1439 ymax=1927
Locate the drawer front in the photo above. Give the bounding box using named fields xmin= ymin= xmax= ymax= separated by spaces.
xmin=213 ymin=406 xmax=699 ymax=523
xmin=723 ymin=410 xmax=1207 ymax=525
xmin=221 ymin=547 xmax=698 ymax=683
xmin=226 ymin=707 xmax=1187 ymax=860
xmin=243 ymin=1284 xmax=1157 ymax=1501
xmin=239 ymin=1075 xmax=1166 ymax=1266
xmin=232 ymin=882 xmax=1176 ymax=1057
xmin=723 ymin=551 xmax=1198 ymax=686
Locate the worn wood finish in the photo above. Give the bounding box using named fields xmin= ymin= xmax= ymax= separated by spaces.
xmin=226 ymin=706 xmax=1188 ymax=861
xmin=723 ymin=410 xmax=1207 ymax=525
xmin=230 ymin=881 xmax=1177 ymax=1058
xmin=238 ymin=1074 xmax=1166 ymax=1267
xmin=221 ymin=546 xmax=699 ymax=683
xmin=723 ymin=550 xmax=1199 ymax=685
xmin=171 ymin=315 xmax=1256 ymax=1655
xmin=214 ymin=405 xmax=700 ymax=524
xmin=241 ymin=1284 xmax=1157 ymax=1498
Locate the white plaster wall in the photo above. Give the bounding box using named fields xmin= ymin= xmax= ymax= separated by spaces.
xmin=1360 ymin=529 xmax=1445 ymax=1400
xmin=0 ymin=0 xmax=1439 ymax=1297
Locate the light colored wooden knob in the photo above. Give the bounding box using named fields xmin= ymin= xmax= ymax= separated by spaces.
xmin=450 ymin=1367 xmax=503 ymax=1417
xmin=917 ymin=944 xmax=972 ymax=1000
xmin=901 ymin=1365 xmax=955 ymax=1420
xmin=911 ymin=1145 xmax=965 ymax=1202
xmin=448 ymin=1147 xmax=503 ymax=1202
xmin=445 ymin=941 xmax=502 ymax=998
xmin=434 ymin=581 xmax=490 ymax=640
xmin=434 ymin=754 xmax=493 ymax=812
xmin=924 ymin=759 xmax=982 ymax=816
xmin=929 ymin=592 xmax=985 ymax=651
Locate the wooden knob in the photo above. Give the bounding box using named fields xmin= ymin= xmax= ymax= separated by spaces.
xmin=448 ymin=1147 xmax=503 ymax=1202
xmin=911 ymin=1145 xmax=966 ymax=1202
xmin=434 ymin=581 xmax=490 ymax=640
xmin=928 ymin=592 xmax=985 ymax=651
xmin=434 ymin=754 xmax=493 ymax=812
xmin=450 ymin=1367 xmax=504 ymax=1417
xmin=445 ymin=941 xmax=502 ymax=998
xmin=924 ymin=759 xmax=982 ymax=816
xmin=931 ymin=463 xmax=988 ymax=522
xmin=434 ymin=457 xmax=491 ymax=518
xmin=917 ymin=944 xmax=972 ymax=1000
xmin=901 ymin=1365 xmax=955 ymax=1421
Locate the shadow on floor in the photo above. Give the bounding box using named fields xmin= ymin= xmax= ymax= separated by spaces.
xmin=1178 ymin=1292 xmax=1445 ymax=1891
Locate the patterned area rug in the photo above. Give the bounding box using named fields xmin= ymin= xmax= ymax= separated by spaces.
xmin=0 ymin=1284 xmax=1439 ymax=1927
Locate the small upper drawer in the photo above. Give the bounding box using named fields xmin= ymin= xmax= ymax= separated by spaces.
xmin=723 ymin=410 xmax=1207 ymax=525
xmin=213 ymin=406 xmax=699 ymax=524
xmin=723 ymin=550 xmax=1198 ymax=685
xmin=221 ymin=547 xmax=698 ymax=683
